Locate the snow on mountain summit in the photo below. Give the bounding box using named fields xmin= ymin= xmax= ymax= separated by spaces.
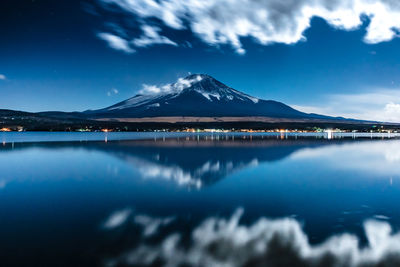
xmin=183 ymin=74 xmax=259 ymax=104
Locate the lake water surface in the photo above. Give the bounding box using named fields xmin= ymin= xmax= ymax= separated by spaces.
xmin=1 ymin=132 xmax=400 ymax=267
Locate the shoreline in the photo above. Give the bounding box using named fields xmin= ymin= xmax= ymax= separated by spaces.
xmin=1 ymin=131 xmax=400 ymax=144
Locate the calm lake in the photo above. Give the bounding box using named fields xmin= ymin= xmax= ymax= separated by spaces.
xmin=1 ymin=132 xmax=400 ymax=267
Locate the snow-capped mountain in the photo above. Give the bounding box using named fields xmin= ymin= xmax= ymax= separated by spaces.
xmin=86 ymin=74 xmax=326 ymax=119
xmin=1 ymin=74 xmax=380 ymax=130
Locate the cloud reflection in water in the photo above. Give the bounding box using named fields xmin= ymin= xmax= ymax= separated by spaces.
xmin=104 ymin=208 xmax=400 ymax=267
xmin=291 ymin=141 xmax=400 ymax=176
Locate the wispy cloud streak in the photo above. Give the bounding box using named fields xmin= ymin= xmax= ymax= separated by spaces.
xmin=97 ymin=32 xmax=135 ymax=54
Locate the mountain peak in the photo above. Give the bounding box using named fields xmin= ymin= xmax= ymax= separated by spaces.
xmin=174 ymin=74 xmax=260 ymax=103
xmin=93 ymin=74 xmax=313 ymax=119
xmin=104 ymin=74 xmax=263 ymax=112
xmin=184 ymin=73 xmax=213 ymax=80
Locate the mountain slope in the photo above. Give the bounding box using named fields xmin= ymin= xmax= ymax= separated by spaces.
xmin=86 ymin=74 xmax=328 ymax=119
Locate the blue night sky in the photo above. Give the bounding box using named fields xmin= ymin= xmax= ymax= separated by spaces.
xmin=2 ymin=0 xmax=400 ymax=121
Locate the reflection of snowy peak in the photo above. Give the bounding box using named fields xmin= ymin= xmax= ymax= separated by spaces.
xmin=87 ymin=74 xmax=314 ymax=118
xmin=122 ymin=155 xmax=259 ymax=189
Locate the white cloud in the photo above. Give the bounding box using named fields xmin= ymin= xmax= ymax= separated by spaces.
xmin=384 ymin=102 xmax=400 ymax=121
xmin=132 ymin=25 xmax=177 ymax=48
xmin=107 ymin=87 xmax=119 ymax=96
xmin=97 ymin=32 xmax=135 ymax=53
xmin=292 ymin=89 xmax=400 ymax=122
xmin=134 ymin=215 xmax=175 ymax=236
xmin=102 ymin=208 xmax=132 ymax=229
xmin=106 ymin=208 xmax=400 ymax=267
xmin=139 ymin=75 xmax=203 ymax=95
xmin=140 ymin=84 xmax=162 ymax=95
xmin=103 ymin=208 xmax=174 ymax=236
xmin=0 ymin=74 xmax=6 ymax=80
xmin=100 ymin=0 xmax=400 ymax=54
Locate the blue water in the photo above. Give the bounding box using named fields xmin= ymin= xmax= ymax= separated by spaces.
xmin=1 ymin=132 xmax=400 ymax=266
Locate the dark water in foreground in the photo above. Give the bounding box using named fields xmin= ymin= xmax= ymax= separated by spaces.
xmin=1 ymin=133 xmax=400 ymax=266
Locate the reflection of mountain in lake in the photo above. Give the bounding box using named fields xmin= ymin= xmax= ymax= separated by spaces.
xmin=2 ymin=136 xmax=347 ymax=188
xmin=104 ymin=138 xmax=326 ymax=188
